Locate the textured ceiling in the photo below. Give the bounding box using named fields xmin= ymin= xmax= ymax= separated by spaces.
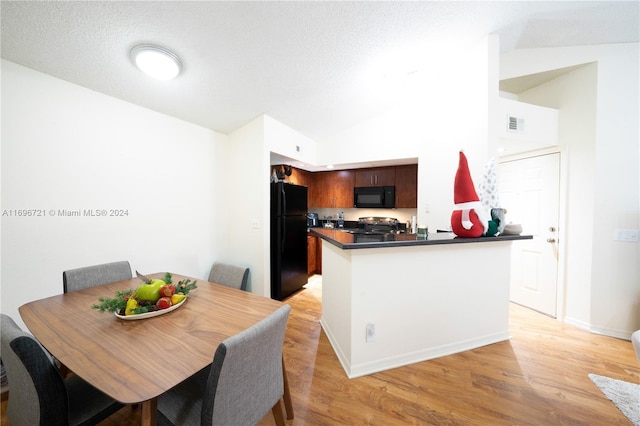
xmin=2 ymin=1 xmax=638 ymax=140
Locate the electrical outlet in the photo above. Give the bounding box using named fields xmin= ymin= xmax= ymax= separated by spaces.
xmin=366 ymin=323 xmax=376 ymax=343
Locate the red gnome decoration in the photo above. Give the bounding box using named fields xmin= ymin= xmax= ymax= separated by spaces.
xmin=450 ymin=151 xmax=490 ymax=238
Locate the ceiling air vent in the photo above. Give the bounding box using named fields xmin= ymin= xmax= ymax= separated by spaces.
xmin=507 ymin=115 xmax=525 ymax=132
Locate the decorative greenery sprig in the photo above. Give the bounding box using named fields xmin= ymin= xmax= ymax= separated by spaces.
xmin=91 ymin=289 xmax=135 ymax=314
xmin=175 ymin=278 xmax=197 ymax=295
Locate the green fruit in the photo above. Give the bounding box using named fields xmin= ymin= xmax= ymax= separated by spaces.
xmin=135 ymin=279 xmax=166 ymax=302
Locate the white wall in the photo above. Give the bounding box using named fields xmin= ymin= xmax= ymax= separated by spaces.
xmin=497 ymin=98 xmax=559 ymax=153
xmin=318 ymin=36 xmax=500 ymax=231
xmin=267 ymin=115 xmax=317 ymax=166
xmin=520 ymin=63 xmax=597 ymax=329
xmin=501 ymin=43 xmax=640 ymax=337
xmin=223 ymin=115 xmax=316 ymax=298
xmin=1 ymin=60 xmax=227 ymax=329
xmin=223 ymin=116 xmax=268 ymax=296
xmin=589 ymin=45 xmax=639 ymax=337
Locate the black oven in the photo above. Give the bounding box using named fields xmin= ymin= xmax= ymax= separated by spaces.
xmin=353 ymin=186 xmax=395 ymax=208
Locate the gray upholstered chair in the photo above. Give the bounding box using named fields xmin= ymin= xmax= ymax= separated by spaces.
xmin=0 ymin=314 xmax=123 ymax=426
xmin=208 ymin=262 xmax=249 ymax=291
xmin=208 ymin=261 xmax=294 ymax=420
xmin=60 ymin=261 xmax=133 ymax=376
xmin=63 ymin=260 xmax=132 ymax=293
xmin=157 ymin=304 xmax=291 ymax=426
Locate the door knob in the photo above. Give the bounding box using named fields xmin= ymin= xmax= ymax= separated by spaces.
xmin=546 ymin=238 xmax=556 ymax=243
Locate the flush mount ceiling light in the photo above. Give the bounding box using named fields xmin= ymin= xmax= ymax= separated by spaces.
xmin=130 ymin=44 xmax=182 ymax=81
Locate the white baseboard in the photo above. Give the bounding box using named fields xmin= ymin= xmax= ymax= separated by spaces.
xmin=563 ymin=316 xmax=591 ymax=331
xmin=319 ymin=318 xmax=352 ymax=376
xmin=346 ymin=332 xmax=511 ymax=379
xmin=589 ymin=325 xmax=634 ymax=341
xmin=564 ymin=316 xmax=634 ymax=340
xmin=321 ymin=318 xmax=510 ymax=379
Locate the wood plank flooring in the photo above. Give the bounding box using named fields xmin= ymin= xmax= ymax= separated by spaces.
xmin=2 ymin=275 xmax=638 ymax=425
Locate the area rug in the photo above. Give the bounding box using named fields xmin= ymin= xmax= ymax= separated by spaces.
xmin=589 ymin=373 xmax=640 ymax=425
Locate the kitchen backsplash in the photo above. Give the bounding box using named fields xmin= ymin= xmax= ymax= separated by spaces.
xmin=310 ymin=207 xmax=418 ymax=227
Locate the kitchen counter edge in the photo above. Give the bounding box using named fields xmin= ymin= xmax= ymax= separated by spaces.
xmin=310 ymin=228 xmax=533 ymax=250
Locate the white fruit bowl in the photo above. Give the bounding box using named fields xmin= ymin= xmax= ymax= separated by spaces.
xmin=114 ymin=297 xmax=187 ymax=321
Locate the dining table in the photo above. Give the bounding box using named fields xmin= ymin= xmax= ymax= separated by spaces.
xmin=19 ymin=272 xmax=291 ymax=426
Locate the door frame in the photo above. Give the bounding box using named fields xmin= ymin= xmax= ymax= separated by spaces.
xmin=499 ymin=145 xmax=568 ymax=320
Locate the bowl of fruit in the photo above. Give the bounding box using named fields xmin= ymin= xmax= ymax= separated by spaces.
xmin=92 ymin=272 xmax=197 ymax=320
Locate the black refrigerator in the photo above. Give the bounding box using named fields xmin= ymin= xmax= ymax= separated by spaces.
xmin=271 ymin=182 xmax=308 ymax=300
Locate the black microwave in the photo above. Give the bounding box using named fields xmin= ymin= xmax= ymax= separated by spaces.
xmin=354 ymin=186 xmax=395 ymax=208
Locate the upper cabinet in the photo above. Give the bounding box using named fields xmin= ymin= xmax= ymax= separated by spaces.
xmin=273 ymin=164 xmax=417 ymax=209
xmin=356 ymin=165 xmax=417 ymax=208
xmin=394 ymin=164 xmax=418 ymax=208
xmin=285 ymin=166 xmax=313 ymax=188
xmin=310 ymin=170 xmax=354 ymax=208
xmin=354 ymin=167 xmax=395 ymax=187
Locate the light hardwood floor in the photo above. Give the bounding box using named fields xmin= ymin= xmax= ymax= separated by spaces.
xmin=2 ymin=275 xmax=638 ymax=425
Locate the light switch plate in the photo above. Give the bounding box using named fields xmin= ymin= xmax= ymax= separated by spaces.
xmin=614 ymin=229 xmax=639 ymax=242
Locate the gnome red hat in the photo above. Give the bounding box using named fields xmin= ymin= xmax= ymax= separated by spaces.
xmin=450 ymin=151 xmax=490 ymax=237
xmin=454 ymin=151 xmax=480 ymax=205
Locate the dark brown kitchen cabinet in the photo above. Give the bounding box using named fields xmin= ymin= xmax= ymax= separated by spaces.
xmin=315 ymin=235 xmax=322 ymax=274
xmin=309 ymin=170 xmax=354 ymax=208
xmin=307 ymin=233 xmax=317 ymax=276
xmin=286 ymin=167 xmax=313 ymax=188
xmin=276 ymin=163 xmax=416 ymax=209
xmin=271 ymin=165 xmax=310 ymax=187
xmin=272 ymin=165 xmax=313 ymax=205
xmin=354 ymin=167 xmax=395 ymax=187
xmin=395 ymin=164 xmax=418 ymax=208
xmin=307 ymin=233 xmax=322 ymax=275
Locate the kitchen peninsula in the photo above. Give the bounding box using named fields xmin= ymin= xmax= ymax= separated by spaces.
xmin=310 ymin=227 xmax=532 ymax=378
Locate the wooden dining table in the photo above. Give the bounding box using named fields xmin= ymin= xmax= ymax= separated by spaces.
xmin=19 ymin=273 xmax=289 ymax=426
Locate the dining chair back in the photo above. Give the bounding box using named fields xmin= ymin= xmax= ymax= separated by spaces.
xmin=208 ymin=262 xmax=249 ymax=291
xmin=208 ymin=261 xmax=294 ymax=420
xmin=63 ymin=260 xmax=132 ymax=293
xmin=0 ymin=313 xmax=123 ymax=426
xmin=157 ymin=304 xmax=291 ymax=426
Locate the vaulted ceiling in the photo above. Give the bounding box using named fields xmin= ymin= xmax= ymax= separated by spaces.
xmin=2 ymin=1 xmax=638 ymax=140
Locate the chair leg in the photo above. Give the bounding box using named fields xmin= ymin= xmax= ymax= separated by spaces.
xmin=271 ymin=398 xmax=286 ymax=426
xmin=282 ymin=357 xmax=294 ymax=419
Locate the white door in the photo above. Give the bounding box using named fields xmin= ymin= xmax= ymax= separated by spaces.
xmin=499 ymin=153 xmax=560 ymax=317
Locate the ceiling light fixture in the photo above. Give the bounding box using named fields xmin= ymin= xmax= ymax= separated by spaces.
xmin=130 ymin=44 xmax=182 ymax=81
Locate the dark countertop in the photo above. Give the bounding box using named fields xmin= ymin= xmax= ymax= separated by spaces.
xmin=310 ymin=227 xmax=533 ymax=250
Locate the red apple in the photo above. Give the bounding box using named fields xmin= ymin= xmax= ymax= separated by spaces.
xmin=159 ymin=284 xmax=176 ymax=298
xmin=156 ymin=296 xmax=172 ymax=310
